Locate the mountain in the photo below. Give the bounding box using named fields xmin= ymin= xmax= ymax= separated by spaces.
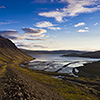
xmin=21 ymin=49 xmax=86 ymax=54
xmin=62 ymin=50 xmax=100 ymax=58
xmin=0 ymin=36 xmax=33 ymax=65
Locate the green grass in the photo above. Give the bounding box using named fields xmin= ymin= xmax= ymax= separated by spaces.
xmin=15 ymin=66 xmax=99 ymax=100
xmin=0 ymin=65 xmax=7 ymax=76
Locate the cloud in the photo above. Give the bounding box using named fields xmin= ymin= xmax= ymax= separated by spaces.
xmin=33 ymin=45 xmax=47 ymax=48
xmin=94 ymin=23 xmax=98 ymax=26
xmin=7 ymin=34 xmax=47 ymax=41
xmin=39 ymin=11 xmax=66 ymax=22
xmin=0 ymin=21 xmax=19 ymax=25
xmin=61 ymin=0 xmax=100 ymax=16
xmin=7 ymin=36 xmax=23 ymax=40
xmin=74 ymin=22 xmax=85 ymax=27
xmin=51 ymin=0 xmax=54 ymax=2
xmin=85 ymin=27 xmax=89 ymax=29
xmin=22 ymin=27 xmax=47 ymax=34
xmin=35 ymin=21 xmax=61 ymax=30
xmin=7 ymin=35 xmax=47 ymax=41
xmin=0 ymin=28 xmax=47 ymax=41
xmin=35 ymin=21 xmax=55 ymax=28
xmin=32 ymin=0 xmax=53 ymax=3
xmin=78 ymin=29 xmax=89 ymax=32
xmin=0 ymin=22 xmax=11 ymax=25
xmin=33 ymin=0 xmax=48 ymax=3
xmin=25 ymin=38 xmax=47 ymax=41
xmin=0 ymin=30 xmax=18 ymax=37
xmin=17 ymin=42 xmax=47 ymax=49
xmin=29 ymin=34 xmax=45 ymax=37
xmin=39 ymin=0 xmax=100 ymax=22
xmin=0 ymin=6 xmax=5 ymax=9
xmin=48 ymin=27 xmax=61 ymax=30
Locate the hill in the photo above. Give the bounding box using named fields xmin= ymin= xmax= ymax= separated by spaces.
xmin=62 ymin=50 xmax=100 ymax=58
xmin=0 ymin=36 xmax=33 ymax=66
xmin=21 ymin=49 xmax=86 ymax=54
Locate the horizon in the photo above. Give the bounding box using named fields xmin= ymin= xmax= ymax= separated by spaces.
xmin=0 ymin=0 xmax=100 ymax=51
xmin=20 ymin=48 xmax=93 ymax=52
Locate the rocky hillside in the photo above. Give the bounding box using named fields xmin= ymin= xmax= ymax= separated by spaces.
xmin=0 ymin=36 xmax=33 ymax=65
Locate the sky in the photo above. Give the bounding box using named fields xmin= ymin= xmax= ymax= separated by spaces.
xmin=0 ymin=0 xmax=100 ymax=51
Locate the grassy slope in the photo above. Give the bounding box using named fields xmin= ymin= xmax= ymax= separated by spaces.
xmin=9 ymin=64 xmax=99 ymax=100
xmin=77 ymin=61 xmax=100 ymax=77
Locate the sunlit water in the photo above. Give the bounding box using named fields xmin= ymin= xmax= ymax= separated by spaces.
xmin=26 ymin=54 xmax=100 ymax=77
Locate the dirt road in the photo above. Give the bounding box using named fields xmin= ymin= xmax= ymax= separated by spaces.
xmin=0 ymin=65 xmax=64 ymax=100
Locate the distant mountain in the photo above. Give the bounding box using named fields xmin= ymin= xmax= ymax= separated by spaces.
xmin=21 ymin=49 xmax=86 ymax=54
xmin=62 ymin=51 xmax=100 ymax=58
xmin=0 ymin=36 xmax=33 ymax=65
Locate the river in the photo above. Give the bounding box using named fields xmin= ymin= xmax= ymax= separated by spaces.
xmin=26 ymin=54 xmax=100 ymax=77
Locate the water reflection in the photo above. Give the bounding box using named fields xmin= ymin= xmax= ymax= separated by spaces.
xmin=27 ymin=54 xmax=100 ymax=76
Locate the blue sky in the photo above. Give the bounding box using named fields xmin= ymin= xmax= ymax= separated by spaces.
xmin=0 ymin=0 xmax=100 ymax=51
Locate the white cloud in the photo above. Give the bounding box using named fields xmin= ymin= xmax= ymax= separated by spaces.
xmin=51 ymin=0 xmax=54 ymax=2
xmin=33 ymin=0 xmax=54 ymax=3
xmin=25 ymin=38 xmax=47 ymax=41
xmin=22 ymin=27 xmax=47 ymax=34
xmin=35 ymin=21 xmax=55 ymax=27
xmin=85 ymin=27 xmax=89 ymax=29
xmin=17 ymin=42 xmax=47 ymax=49
xmin=33 ymin=0 xmax=47 ymax=3
xmin=78 ymin=29 xmax=89 ymax=32
xmin=29 ymin=34 xmax=45 ymax=37
xmin=39 ymin=11 xmax=66 ymax=22
xmin=61 ymin=0 xmax=100 ymax=16
xmin=0 ymin=6 xmax=5 ymax=8
xmin=74 ymin=22 xmax=85 ymax=27
xmin=48 ymin=27 xmax=61 ymax=30
xmin=0 ymin=21 xmax=19 ymax=25
xmin=35 ymin=21 xmax=61 ymax=30
xmin=39 ymin=0 xmax=100 ymax=22
xmin=94 ymin=23 xmax=98 ymax=26
xmin=0 ymin=29 xmax=18 ymax=37
xmin=0 ymin=22 xmax=11 ymax=25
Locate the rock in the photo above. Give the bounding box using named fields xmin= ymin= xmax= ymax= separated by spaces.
xmin=18 ymin=92 xmax=23 ymax=97
xmin=18 ymin=87 xmax=21 ymax=90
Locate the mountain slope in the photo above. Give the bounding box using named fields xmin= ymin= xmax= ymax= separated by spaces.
xmin=0 ymin=36 xmax=33 ymax=65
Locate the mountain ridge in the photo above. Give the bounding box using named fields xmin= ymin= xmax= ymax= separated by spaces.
xmin=21 ymin=49 xmax=86 ymax=54
xmin=0 ymin=36 xmax=33 ymax=65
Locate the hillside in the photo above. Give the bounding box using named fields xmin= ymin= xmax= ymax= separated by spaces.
xmin=62 ymin=51 xmax=100 ymax=58
xmin=0 ymin=36 xmax=33 ymax=66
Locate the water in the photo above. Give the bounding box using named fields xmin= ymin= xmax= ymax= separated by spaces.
xmin=30 ymin=54 xmax=100 ymax=62
xmin=28 ymin=54 xmax=100 ymax=76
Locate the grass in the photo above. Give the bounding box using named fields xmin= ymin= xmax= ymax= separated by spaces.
xmin=77 ymin=61 xmax=100 ymax=78
xmin=0 ymin=65 xmax=7 ymax=76
xmin=14 ymin=65 xmax=99 ymax=100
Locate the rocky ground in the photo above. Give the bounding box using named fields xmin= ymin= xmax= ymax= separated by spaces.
xmin=0 ymin=65 xmax=64 ymax=100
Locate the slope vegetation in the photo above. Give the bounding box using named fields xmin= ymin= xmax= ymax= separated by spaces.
xmin=0 ymin=36 xmax=33 ymax=66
